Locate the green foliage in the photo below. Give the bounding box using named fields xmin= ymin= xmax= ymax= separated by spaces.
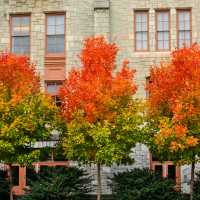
xmin=23 ymin=166 xmax=92 ymax=200
xmin=0 ymin=169 xmax=10 ymax=200
xmin=192 ymin=171 xmax=200 ymax=200
xmin=108 ymin=167 xmax=186 ymax=200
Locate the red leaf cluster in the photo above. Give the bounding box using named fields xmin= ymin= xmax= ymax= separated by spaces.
xmin=59 ymin=37 xmax=138 ymax=122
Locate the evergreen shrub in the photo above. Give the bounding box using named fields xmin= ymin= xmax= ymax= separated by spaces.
xmin=23 ymin=166 xmax=92 ymax=200
xmin=0 ymin=169 xmax=10 ymax=200
xmin=108 ymin=167 xmax=186 ymax=200
xmin=192 ymin=171 xmax=200 ymax=200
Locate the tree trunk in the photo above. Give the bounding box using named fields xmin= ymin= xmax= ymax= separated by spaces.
xmin=97 ymin=163 xmax=101 ymax=200
xmin=190 ymin=162 xmax=195 ymax=200
xmin=10 ymin=166 xmax=13 ymax=200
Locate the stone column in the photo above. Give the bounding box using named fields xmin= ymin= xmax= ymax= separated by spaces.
xmin=94 ymin=0 xmax=110 ymax=42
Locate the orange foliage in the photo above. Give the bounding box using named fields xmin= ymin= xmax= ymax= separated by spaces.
xmin=59 ymin=37 xmax=138 ymax=122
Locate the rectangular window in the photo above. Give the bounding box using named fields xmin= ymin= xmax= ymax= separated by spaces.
xmin=134 ymin=11 xmax=149 ymax=51
xmin=46 ymin=83 xmax=63 ymax=107
xmin=146 ymin=77 xmax=152 ymax=99
xmin=156 ymin=11 xmax=170 ymax=51
xmin=11 ymin=15 xmax=30 ymax=55
xmin=177 ymin=10 xmax=191 ymax=49
xmin=46 ymin=14 xmax=65 ymax=54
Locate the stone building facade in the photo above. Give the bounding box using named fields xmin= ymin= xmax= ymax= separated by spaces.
xmin=0 ymin=0 xmax=200 ymax=195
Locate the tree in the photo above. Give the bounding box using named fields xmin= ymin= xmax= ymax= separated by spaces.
xmin=58 ymin=37 xmax=145 ymax=200
xmin=145 ymin=43 xmax=200 ymax=200
xmin=0 ymin=52 xmax=57 ymax=200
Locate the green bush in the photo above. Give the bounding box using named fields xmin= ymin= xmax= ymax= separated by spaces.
xmin=108 ymin=167 xmax=186 ymax=200
xmin=192 ymin=171 xmax=200 ymax=200
xmin=23 ymin=166 xmax=92 ymax=200
xmin=0 ymin=169 xmax=10 ymax=200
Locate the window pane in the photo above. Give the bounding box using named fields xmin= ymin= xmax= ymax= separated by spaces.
xmin=56 ymin=84 xmax=63 ymax=94
xmin=185 ymin=31 xmax=190 ymax=39
xmin=56 ymin=35 xmax=64 ymax=44
xmin=142 ymin=13 xmax=147 ymax=22
xmin=136 ymin=41 xmax=141 ymax=50
xmin=21 ymin=26 xmax=29 ymax=35
xmin=142 ymin=32 xmax=147 ymax=40
xmin=185 ymin=21 xmax=190 ymax=30
xmin=53 ymin=154 xmax=68 ymax=161
xmin=56 ymin=25 xmax=64 ymax=34
xmin=21 ymin=46 xmax=29 ymax=54
xmin=142 ymin=23 xmax=147 ymax=31
xmin=47 ymin=45 xmax=55 ymax=54
xmin=179 ymin=22 xmax=184 ymax=30
xmin=185 ymin=12 xmax=190 ymax=20
xmin=12 ymin=46 xmax=20 ymax=54
xmin=179 ymin=31 xmax=184 ymax=39
xmin=12 ymin=166 xmax=19 ymax=186
xmin=47 ymin=84 xmax=55 ymax=94
xmin=157 ymin=22 xmax=162 ymax=31
xmin=163 ymin=13 xmax=168 ymax=21
xmin=157 ymin=13 xmax=162 ymax=21
xmin=136 ymin=32 xmax=141 ymax=40
xmin=158 ymin=32 xmax=163 ymax=40
xmin=47 ymin=16 xmax=55 ymax=25
xmin=155 ymin=165 xmax=162 ymax=176
xmin=47 ymin=26 xmax=55 ymax=34
xmin=26 ymin=166 xmax=36 ymax=186
xmin=136 ymin=23 xmax=141 ymax=31
xmin=47 ymin=35 xmax=55 ymax=44
xmin=185 ymin=40 xmax=190 ymax=45
xmin=164 ymin=32 xmax=169 ymax=40
xmin=56 ymin=44 xmax=64 ymax=53
xmin=164 ymin=41 xmax=169 ymax=49
xmin=136 ymin=13 xmax=141 ymax=22
xmin=164 ymin=22 xmax=168 ymax=31
xmin=142 ymin=40 xmax=147 ymax=50
xmin=12 ymin=37 xmax=20 ymax=45
xmin=12 ymin=27 xmax=20 ymax=35
xmin=12 ymin=17 xmax=20 ymax=26
xmin=21 ymin=37 xmax=29 ymax=45
xmin=56 ymin=16 xmax=64 ymax=25
xmin=168 ymin=165 xmax=176 ymax=181
xmin=21 ymin=17 xmax=29 ymax=26
xmin=179 ymin=12 xmax=184 ymax=21
xmin=179 ymin=40 xmax=184 ymax=48
xmin=158 ymin=41 xmax=163 ymax=49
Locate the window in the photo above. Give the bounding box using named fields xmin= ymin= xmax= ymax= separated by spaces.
xmin=134 ymin=11 xmax=149 ymax=51
xmin=177 ymin=10 xmax=191 ymax=49
xmin=46 ymin=14 xmax=65 ymax=54
xmin=156 ymin=11 xmax=170 ymax=51
xmin=46 ymin=83 xmax=63 ymax=107
xmin=5 ymin=152 xmax=69 ymax=195
xmin=11 ymin=15 xmax=30 ymax=55
xmin=146 ymin=77 xmax=152 ymax=99
xmin=150 ymin=154 xmax=181 ymax=187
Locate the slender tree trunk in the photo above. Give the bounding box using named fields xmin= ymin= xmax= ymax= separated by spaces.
xmin=10 ymin=166 xmax=13 ymax=200
xmin=190 ymin=162 xmax=195 ymax=200
xmin=97 ymin=163 xmax=101 ymax=200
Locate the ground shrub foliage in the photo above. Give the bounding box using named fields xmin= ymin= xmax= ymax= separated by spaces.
xmin=0 ymin=169 xmax=10 ymax=200
xmin=23 ymin=166 xmax=92 ymax=200
xmin=108 ymin=167 xmax=186 ymax=200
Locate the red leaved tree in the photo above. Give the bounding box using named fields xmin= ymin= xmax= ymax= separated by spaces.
xmin=145 ymin=44 xmax=200 ymax=200
xmin=0 ymin=52 xmax=57 ymax=200
xmin=58 ymin=37 xmax=145 ymax=200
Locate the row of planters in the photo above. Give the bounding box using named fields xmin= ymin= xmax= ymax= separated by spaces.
xmin=1 ymin=166 xmax=200 ymax=200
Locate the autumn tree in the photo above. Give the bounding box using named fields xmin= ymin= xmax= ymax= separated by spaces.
xmin=145 ymin=44 xmax=200 ymax=200
xmin=0 ymin=52 xmax=57 ymax=200
xmin=58 ymin=37 xmax=145 ymax=200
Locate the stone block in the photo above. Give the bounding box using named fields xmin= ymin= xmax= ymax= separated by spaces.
xmin=94 ymin=1 xmax=109 ymax=9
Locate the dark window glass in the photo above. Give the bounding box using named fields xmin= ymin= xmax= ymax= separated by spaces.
xmin=53 ymin=154 xmax=68 ymax=161
xmin=26 ymin=166 xmax=36 ymax=186
xmin=168 ymin=165 xmax=176 ymax=181
xmin=155 ymin=165 xmax=162 ymax=176
xmin=12 ymin=166 xmax=19 ymax=186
